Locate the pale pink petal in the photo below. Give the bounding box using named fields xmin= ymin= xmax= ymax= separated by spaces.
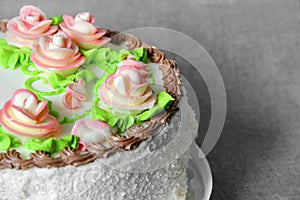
xmin=127 ymin=82 xmax=149 ymax=97
xmin=122 ymin=59 xmax=148 ymax=70
xmin=41 ymin=25 xmax=58 ymax=36
xmin=126 ymin=88 xmax=153 ymax=105
xmin=113 ymin=75 xmax=127 ymax=95
xmin=33 ymin=101 xmax=49 ymax=117
xmin=31 ymin=53 xmax=85 ymax=70
xmin=28 ymin=20 xmax=52 ymax=34
xmin=74 ymin=37 xmax=111 ymax=49
xmin=10 ymin=104 xmax=37 ymax=124
xmin=35 ymin=38 xmax=77 ymax=60
xmin=34 ymin=103 xmax=50 ymax=123
xmin=7 ymin=19 xmax=57 ymax=40
xmin=66 ymin=82 xmax=87 ymax=101
xmin=23 ymin=95 xmax=38 ymax=114
xmin=31 ymin=48 xmax=82 ymax=67
xmin=11 ymin=89 xmax=36 ymax=107
xmin=63 ymin=14 xmax=75 ymax=28
xmin=90 ymin=15 xmax=95 ymax=23
xmin=71 ymin=20 xmax=97 ymax=34
xmin=13 ymin=18 xmax=32 ymax=33
xmin=62 ymin=92 xmax=81 ymax=110
xmin=60 ymin=23 xmax=107 ymax=41
xmin=116 ymin=66 xmax=149 ymax=82
xmin=71 ymin=119 xmax=111 ymax=147
xmin=19 ymin=5 xmax=46 ymax=22
xmin=75 ymin=12 xmax=95 ymax=23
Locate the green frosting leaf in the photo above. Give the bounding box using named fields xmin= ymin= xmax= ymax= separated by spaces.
xmin=89 ymin=103 xmax=135 ymax=133
xmin=81 ymin=46 xmax=148 ymax=72
xmin=0 ymin=134 xmax=13 ymax=150
xmin=59 ymin=110 xmax=89 ymax=125
xmin=136 ymin=92 xmax=175 ymax=122
xmin=112 ymin=115 xmax=135 ymax=133
xmin=49 ymin=15 xmax=64 ymax=26
xmin=23 ymin=135 xmax=79 ymax=153
xmin=130 ymin=47 xmax=149 ymax=63
xmin=8 ymin=53 xmax=19 ymax=69
xmin=25 ymin=76 xmax=65 ymax=96
xmin=46 ymin=100 xmax=59 ymax=118
xmin=0 ymin=39 xmax=34 ymax=70
xmin=0 ymin=126 xmax=19 ymax=150
xmin=75 ymin=69 xmax=98 ymax=82
xmin=80 ymin=48 xmax=99 ymax=64
xmin=147 ymin=69 xmax=155 ymax=85
xmin=48 ymin=69 xmax=97 ymax=89
xmin=20 ymin=63 xmax=40 ymax=75
xmin=48 ymin=73 xmax=75 ymax=89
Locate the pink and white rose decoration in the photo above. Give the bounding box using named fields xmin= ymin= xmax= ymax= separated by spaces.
xmin=98 ymin=57 xmax=156 ymax=114
xmin=6 ymin=5 xmax=58 ymax=48
xmin=60 ymin=12 xmax=111 ymax=49
xmin=6 ymin=6 xmax=113 ymax=75
xmin=31 ymin=31 xmax=86 ymax=76
xmin=62 ymin=80 xmax=87 ymax=110
xmin=71 ymin=119 xmax=111 ymax=151
xmin=0 ymin=89 xmax=61 ymax=140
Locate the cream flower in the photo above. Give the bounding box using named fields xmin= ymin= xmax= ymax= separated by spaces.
xmin=62 ymin=80 xmax=87 ymax=110
xmin=0 ymin=89 xmax=61 ymax=140
xmin=98 ymin=60 xmax=156 ymax=114
xmin=6 ymin=5 xmax=58 ymax=48
xmin=71 ymin=119 xmax=111 ymax=151
xmin=60 ymin=12 xmax=111 ymax=49
xmin=30 ymin=31 xmax=86 ymax=76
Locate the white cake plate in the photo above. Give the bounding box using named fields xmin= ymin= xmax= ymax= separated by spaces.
xmin=186 ymin=142 xmax=213 ymax=200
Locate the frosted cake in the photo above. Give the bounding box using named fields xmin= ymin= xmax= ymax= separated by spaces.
xmin=0 ymin=6 xmax=198 ymax=200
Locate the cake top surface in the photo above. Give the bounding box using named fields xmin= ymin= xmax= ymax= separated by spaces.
xmin=0 ymin=5 xmax=182 ymax=169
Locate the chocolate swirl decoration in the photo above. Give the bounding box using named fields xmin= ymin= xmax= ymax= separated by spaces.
xmin=159 ymin=63 xmax=183 ymax=103
xmin=146 ymin=47 xmax=166 ymax=63
xmin=109 ymin=135 xmax=145 ymax=151
xmin=60 ymin=147 xmax=96 ymax=166
xmin=87 ymin=143 xmax=124 ymax=158
xmin=0 ymin=19 xmax=7 ymax=33
xmin=106 ymin=30 xmax=142 ymax=50
xmin=0 ymin=150 xmax=33 ymax=169
xmin=30 ymin=151 xmax=66 ymax=168
xmin=0 ymin=25 xmax=182 ymax=169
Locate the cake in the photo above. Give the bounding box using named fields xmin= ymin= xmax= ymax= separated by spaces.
xmin=0 ymin=6 xmax=198 ymax=200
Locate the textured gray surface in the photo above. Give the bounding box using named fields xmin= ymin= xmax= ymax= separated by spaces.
xmin=1 ymin=0 xmax=300 ymax=199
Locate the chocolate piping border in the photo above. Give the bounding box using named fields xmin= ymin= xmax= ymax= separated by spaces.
xmin=0 ymin=25 xmax=182 ymax=169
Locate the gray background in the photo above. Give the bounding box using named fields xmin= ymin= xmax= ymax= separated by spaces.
xmin=1 ymin=0 xmax=300 ymax=199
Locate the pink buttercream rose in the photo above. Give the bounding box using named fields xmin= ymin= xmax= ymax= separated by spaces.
xmin=62 ymin=80 xmax=87 ymax=110
xmin=0 ymin=89 xmax=61 ymax=141
xmin=6 ymin=5 xmax=58 ymax=48
xmin=31 ymin=31 xmax=86 ymax=76
xmin=60 ymin=12 xmax=111 ymax=49
xmin=71 ymin=119 xmax=111 ymax=151
xmin=98 ymin=59 xmax=156 ymax=114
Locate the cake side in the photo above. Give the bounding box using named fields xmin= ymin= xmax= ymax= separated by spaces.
xmin=0 ymin=94 xmax=196 ymax=200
